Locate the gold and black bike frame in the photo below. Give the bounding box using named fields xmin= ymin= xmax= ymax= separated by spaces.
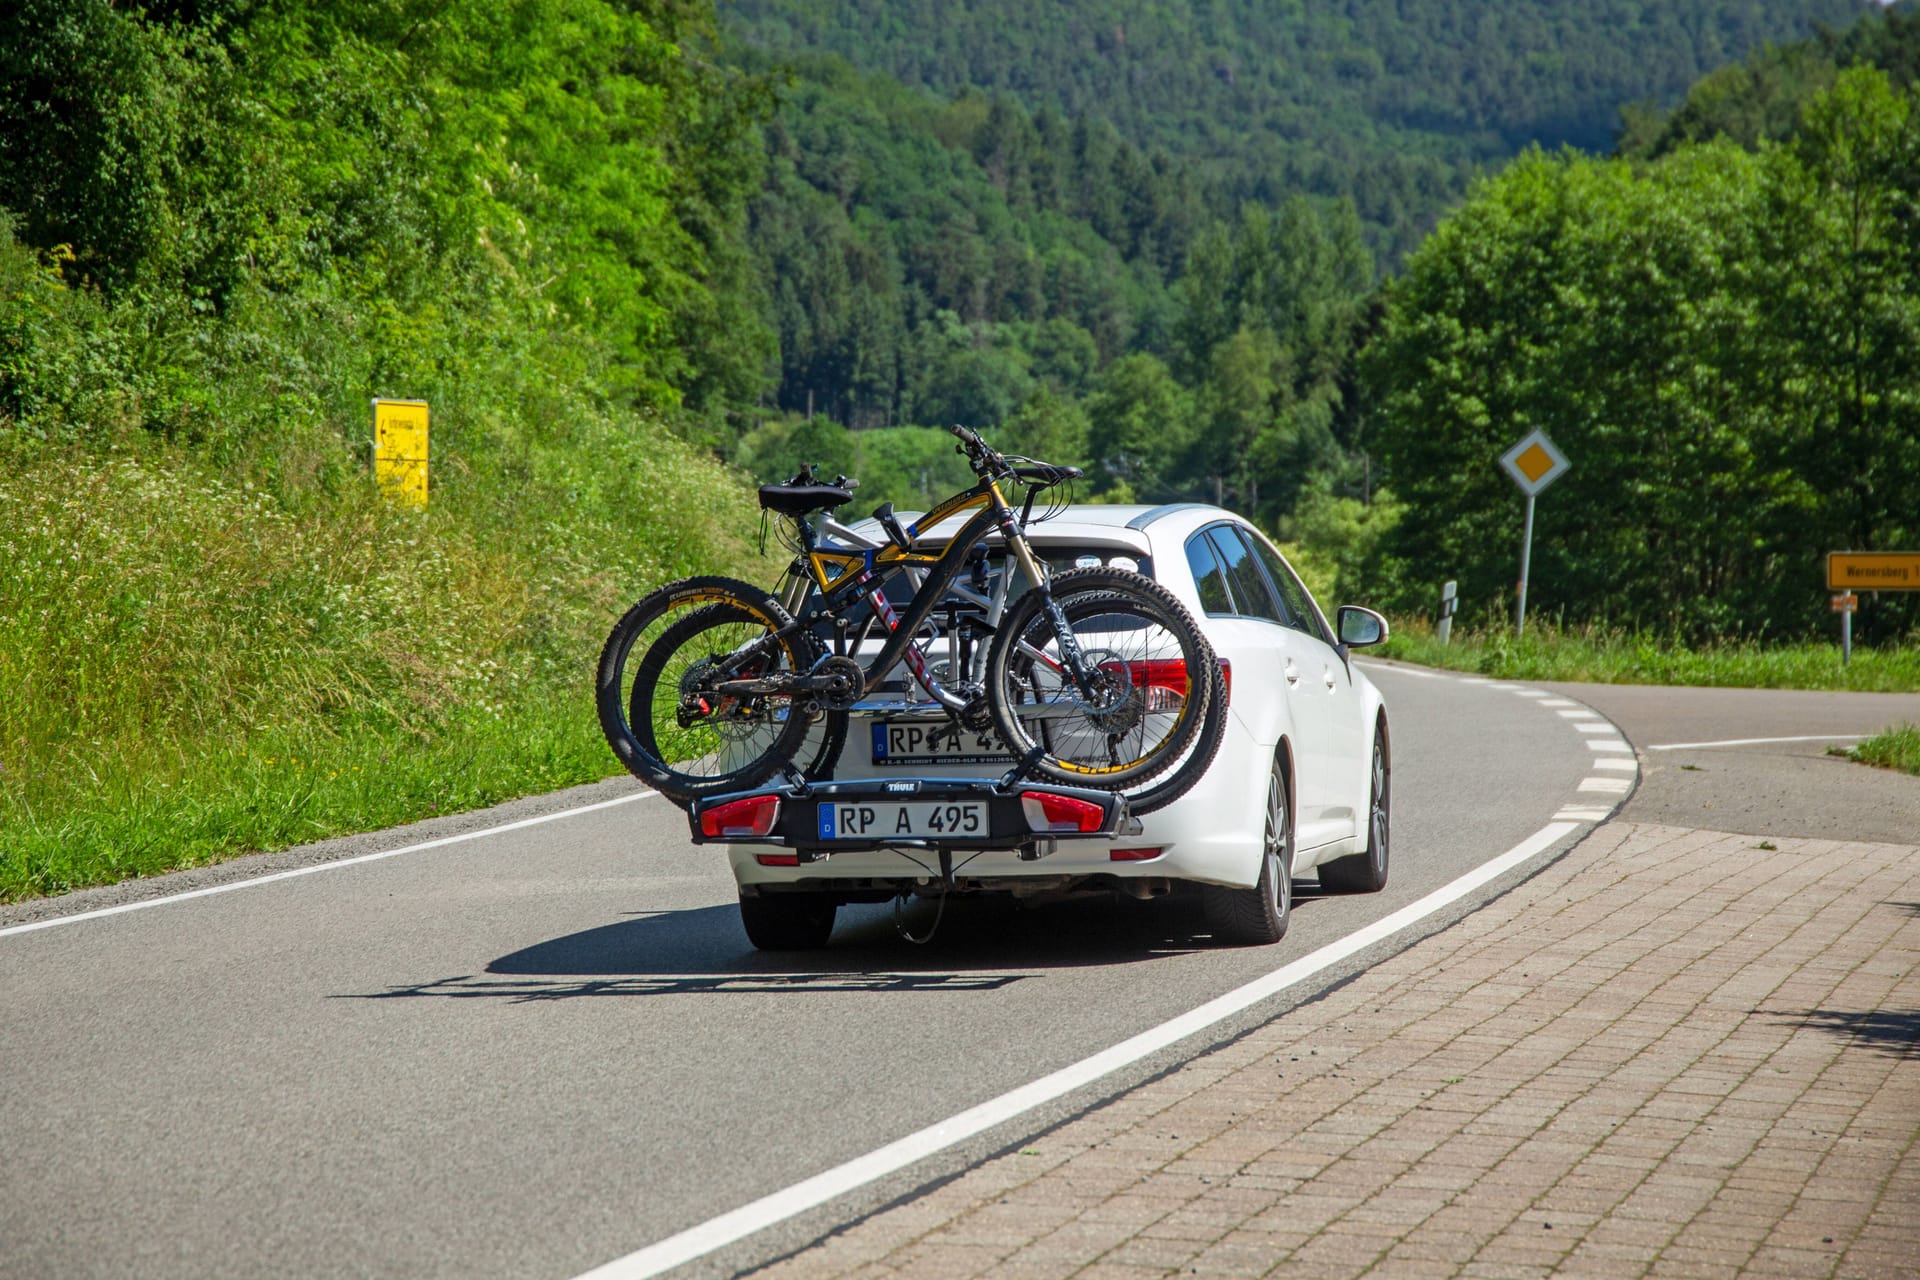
xmin=788 ymin=476 xmax=1067 ymax=711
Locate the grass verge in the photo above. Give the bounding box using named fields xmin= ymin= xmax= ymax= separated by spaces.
xmin=1378 ymin=619 xmax=1920 ymax=692
xmin=1847 ymin=725 xmax=1920 ymax=776
xmin=0 ymin=441 xmax=757 ymax=903
xmin=0 ymin=699 xmax=619 ymax=900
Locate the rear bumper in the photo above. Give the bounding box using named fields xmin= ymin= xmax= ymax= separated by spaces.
xmin=690 ymin=773 xmax=1134 ymax=857
xmin=727 ymin=713 xmax=1280 ymax=893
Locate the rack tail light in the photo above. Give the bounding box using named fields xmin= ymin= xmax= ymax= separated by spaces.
xmin=1020 ymin=790 xmax=1107 ymax=834
xmin=700 ymin=794 xmax=781 ymax=839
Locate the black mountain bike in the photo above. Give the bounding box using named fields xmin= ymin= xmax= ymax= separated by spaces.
xmin=597 ymin=425 xmax=1224 ymax=814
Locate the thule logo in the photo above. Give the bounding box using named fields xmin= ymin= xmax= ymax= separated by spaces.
xmin=884 ymin=781 xmax=919 ymax=794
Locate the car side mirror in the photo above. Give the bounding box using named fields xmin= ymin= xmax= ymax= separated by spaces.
xmin=1337 ymin=606 xmax=1389 ymax=649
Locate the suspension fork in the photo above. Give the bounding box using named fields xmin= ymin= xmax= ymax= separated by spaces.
xmin=1001 ymin=523 xmax=1100 ymax=701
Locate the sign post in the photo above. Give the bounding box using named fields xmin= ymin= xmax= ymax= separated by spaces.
xmin=1830 ymin=593 xmax=1857 ymax=666
xmin=372 ymin=398 xmax=429 ymax=508
xmin=1436 ymin=579 xmax=1458 ymax=646
xmin=1499 ymin=430 xmax=1570 ymax=639
xmin=1825 ymin=552 xmax=1920 ymax=667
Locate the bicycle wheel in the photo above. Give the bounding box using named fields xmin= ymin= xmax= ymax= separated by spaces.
xmin=638 ymin=601 xmax=849 ymax=783
xmin=597 ymin=577 xmax=821 ymax=804
xmin=984 ymin=567 xmax=1220 ymax=810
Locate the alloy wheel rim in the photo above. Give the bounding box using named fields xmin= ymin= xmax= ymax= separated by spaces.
xmin=1265 ymin=765 xmax=1289 ymax=911
xmin=1370 ymin=740 xmax=1388 ymax=865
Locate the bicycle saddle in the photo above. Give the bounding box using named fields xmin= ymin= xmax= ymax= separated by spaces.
xmin=758 ymin=481 xmax=855 ymax=515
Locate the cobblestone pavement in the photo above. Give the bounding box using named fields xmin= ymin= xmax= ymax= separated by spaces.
xmin=751 ymin=823 xmax=1920 ymax=1279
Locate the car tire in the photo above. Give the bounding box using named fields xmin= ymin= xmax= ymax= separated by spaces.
xmin=1201 ymin=752 xmax=1292 ymax=946
xmin=738 ymin=893 xmax=838 ymax=950
xmin=1320 ymin=722 xmax=1390 ymax=894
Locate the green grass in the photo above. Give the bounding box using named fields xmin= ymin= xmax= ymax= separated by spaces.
xmin=1377 ymin=618 xmax=1920 ymax=692
xmin=1848 ymin=725 xmax=1920 ymax=776
xmin=0 ymin=700 xmax=620 ymax=899
xmin=0 ymin=441 xmax=760 ymax=903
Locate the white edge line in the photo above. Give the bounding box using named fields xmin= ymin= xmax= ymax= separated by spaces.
xmin=0 ymin=792 xmax=658 ymax=940
xmin=1354 ymin=661 xmax=1446 ymax=680
xmin=1646 ymin=735 xmax=1870 ymax=752
xmin=576 ymin=821 xmax=1579 ymax=1280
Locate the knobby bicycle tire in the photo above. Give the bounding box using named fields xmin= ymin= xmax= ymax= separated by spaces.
xmin=596 ymin=576 xmax=821 ymax=804
xmin=984 ymin=567 xmax=1221 ymax=811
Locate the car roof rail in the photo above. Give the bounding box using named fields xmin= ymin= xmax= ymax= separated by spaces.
xmin=1124 ymin=502 xmax=1214 ymax=531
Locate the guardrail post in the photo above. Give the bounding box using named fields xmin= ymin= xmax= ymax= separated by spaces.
xmin=1436 ymin=579 xmax=1457 ymax=646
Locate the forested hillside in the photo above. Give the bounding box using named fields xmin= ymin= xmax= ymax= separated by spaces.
xmin=725 ymin=0 xmax=1868 ymax=259
xmin=721 ymin=1 xmax=1905 ymax=536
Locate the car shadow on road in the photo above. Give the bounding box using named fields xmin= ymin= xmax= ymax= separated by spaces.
xmin=346 ymin=892 xmax=1227 ymax=1003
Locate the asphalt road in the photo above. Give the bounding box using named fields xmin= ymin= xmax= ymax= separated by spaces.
xmin=3 ymin=666 xmax=1906 ymax=1279
xmin=1553 ymin=682 xmax=1920 ymax=843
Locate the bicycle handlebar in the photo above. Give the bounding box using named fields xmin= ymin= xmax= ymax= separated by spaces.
xmin=948 ymin=425 xmax=1081 ymax=492
xmin=948 ymin=423 xmax=1010 ymax=479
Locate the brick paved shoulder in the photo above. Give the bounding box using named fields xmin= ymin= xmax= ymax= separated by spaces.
xmin=755 ymin=824 xmax=1920 ymax=1280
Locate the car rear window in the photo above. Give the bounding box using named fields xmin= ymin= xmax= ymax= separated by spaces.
xmin=836 ymin=542 xmax=1153 ymax=613
xmin=1206 ymin=527 xmax=1287 ymax=624
xmin=1185 ymin=536 xmax=1235 ymax=615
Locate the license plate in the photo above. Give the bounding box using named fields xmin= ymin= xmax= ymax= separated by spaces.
xmin=870 ymin=721 xmax=1014 ymax=766
xmin=816 ymin=800 xmax=989 ymax=840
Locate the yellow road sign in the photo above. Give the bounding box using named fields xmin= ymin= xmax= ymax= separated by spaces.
xmin=1499 ymin=429 xmax=1570 ymax=496
xmin=373 ymin=398 xmax=428 ymax=508
xmin=1827 ymin=551 xmax=1920 ymax=591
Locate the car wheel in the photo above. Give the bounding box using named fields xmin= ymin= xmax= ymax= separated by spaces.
xmin=1201 ymin=752 xmax=1292 ymax=946
xmin=1320 ymin=723 xmax=1389 ymax=894
xmin=738 ymin=893 xmax=837 ymax=950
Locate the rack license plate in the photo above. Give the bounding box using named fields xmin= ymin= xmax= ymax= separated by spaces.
xmin=870 ymin=722 xmax=1014 ymax=766
xmin=816 ymin=800 xmax=989 ymax=840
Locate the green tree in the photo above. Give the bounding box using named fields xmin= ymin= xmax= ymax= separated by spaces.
xmin=1083 ymin=353 xmax=1193 ymax=500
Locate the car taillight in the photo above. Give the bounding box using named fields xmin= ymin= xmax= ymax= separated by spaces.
xmin=1101 ymin=658 xmax=1190 ymax=697
xmin=1097 ymin=657 xmax=1231 ymax=707
xmin=1110 ymin=847 xmax=1163 ymax=861
xmin=700 ymin=794 xmax=781 ymax=839
xmin=754 ymin=853 xmax=801 ymax=867
xmin=1020 ymin=791 xmax=1107 ymax=833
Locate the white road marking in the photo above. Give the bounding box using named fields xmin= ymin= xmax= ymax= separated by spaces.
xmin=1554 ymin=807 xmax=1612 ymax=822
xmin=1587 ymin=740 xmax=1634 ymax=753
xmin=572 ymin=823 xmax=1582 ymax=1280
xmin=1356 ymin=662 xmax=1446 ymax=680
xmin=0 ymin=792 xmax=659 ymax=940
xmin=1572 ymin=721 xmax=1617 ymax=734
xmin=1592 ymin=758 xmax=1639 ymax=772
xmin=1645 ymin=735 xmax=1869 ymax=752
xmin=1579 ymin=777 xmax=1632 ymax=794
xmin=1557 ymin=709 xmax=1600 ymax=720
xmin=1538 ymin=698 xmax=1579 ymax=707
xmin=1515 ymin=690 xmax=1551 ymax=698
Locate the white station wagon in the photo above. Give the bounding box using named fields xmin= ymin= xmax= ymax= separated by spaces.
xmin=715 ymin=502 xmax=1392 ymax=949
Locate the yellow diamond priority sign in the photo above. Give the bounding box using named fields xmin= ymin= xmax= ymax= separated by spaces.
xmin=1500 ymin=429 xmax=1570 ymax=496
